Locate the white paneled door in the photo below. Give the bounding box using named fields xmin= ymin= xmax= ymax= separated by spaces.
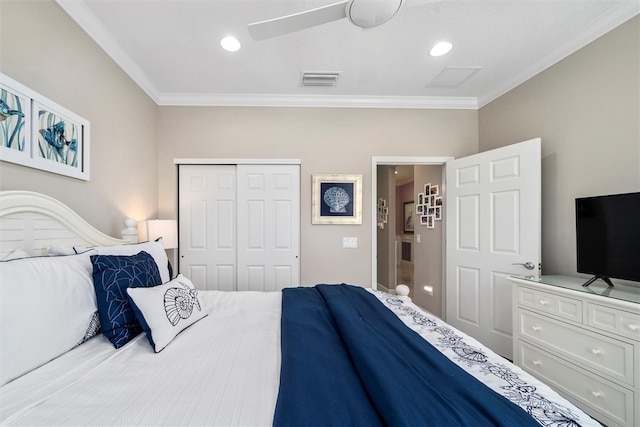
xmin=236 ymin=164 xmax=300 ymax=291
xmin=445 ymin=139 xmax=541 ymax=359
xmin=179 ymin=163 xmax=300 ymax=291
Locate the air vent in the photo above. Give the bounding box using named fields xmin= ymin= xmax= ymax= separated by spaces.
xmin=300 ymin=72 xmax=341 ymax=87
xmin=426 ymin=66 xmax=482 ymax=88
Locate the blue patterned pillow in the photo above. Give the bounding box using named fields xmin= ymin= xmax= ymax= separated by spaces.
xmin=91 ymin=251 xmax=162 ymax=348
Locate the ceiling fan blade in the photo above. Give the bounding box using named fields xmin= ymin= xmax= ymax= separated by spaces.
xmin=248 ymin=1 xmax=348 ymax=41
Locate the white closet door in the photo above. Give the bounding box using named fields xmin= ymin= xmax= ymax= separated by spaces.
xmin=179 ymin=163 xmax=300 ymax=291
xmin=236 ymin=164 xmax=300 ymax=291
xmin=179 ymin=165 xmax=236 ymax=291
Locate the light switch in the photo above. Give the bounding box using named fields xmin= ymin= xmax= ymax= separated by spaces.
xmin=416 ymin=234 xmax=421 ymax=243
xmin=343 ymin=237 xmax=358 ymax=248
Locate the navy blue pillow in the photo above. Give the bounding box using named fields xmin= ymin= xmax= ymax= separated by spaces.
xmin=91 ymin=251 xmax=162 ymax=348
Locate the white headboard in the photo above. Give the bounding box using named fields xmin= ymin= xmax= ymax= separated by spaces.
xmin=0 ymin=191 xmax=130 ymax=258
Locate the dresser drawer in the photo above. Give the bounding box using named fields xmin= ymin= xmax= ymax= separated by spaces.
xmin=519 ymin=341 xmax=634 ymax=426
xmin=587 ymin=303 xmax=640 ymax=342
xmin=519 ymin=310 xmax=635 ymax=386
xmin=517 ymin=286 xmax=583 ymax=322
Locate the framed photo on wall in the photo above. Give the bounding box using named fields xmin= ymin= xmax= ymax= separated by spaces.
xmin=312 ymin=174 xmax=362 ymax=224
xmin=403 ymin=201 xmax=414 ymax=233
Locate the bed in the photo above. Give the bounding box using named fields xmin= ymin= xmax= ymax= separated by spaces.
xmin=0 ymin=190 xmax=600 ymax=426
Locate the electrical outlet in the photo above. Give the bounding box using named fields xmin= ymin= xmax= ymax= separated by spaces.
xmin=342 ymin=237 xmax=358 ymax=248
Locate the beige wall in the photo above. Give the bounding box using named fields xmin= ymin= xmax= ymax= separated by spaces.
xmin=413 ymin=165 xmax=443 ymax=317
xmin=157 ymin=107 xmax=478 ymax=286
xmin=479 ymin=16 xmax=640 ymax=280
xmin=9 ymin=0 xmax=635 ymax=290
xmin=0 ymin=0 xmax=158 ymax=237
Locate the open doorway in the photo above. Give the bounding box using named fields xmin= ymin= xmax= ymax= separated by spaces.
xmin=372 ymin=157 xmax=452 ymax=318
xmin=376 ymin=165 xmax=414 ymax=293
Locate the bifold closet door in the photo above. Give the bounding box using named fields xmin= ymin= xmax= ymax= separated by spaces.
xmin=179 ymin=165 xmax=237 ymax=291
xmin=179 ymin=164 xmax=300 ymax=291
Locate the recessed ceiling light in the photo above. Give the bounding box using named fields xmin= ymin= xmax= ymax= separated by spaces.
xmin=220 ymin=36 xmax=241 ymax=52
xmin=429 ymin=41 xmax=453 ymax=57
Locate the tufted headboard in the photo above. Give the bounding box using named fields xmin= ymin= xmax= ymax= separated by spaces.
xmin=0 ymin=191 xmax=131 ymax=259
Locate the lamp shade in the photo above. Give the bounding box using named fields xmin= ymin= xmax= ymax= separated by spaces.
xmin=141 ymin=219 xmax=178 ymax=249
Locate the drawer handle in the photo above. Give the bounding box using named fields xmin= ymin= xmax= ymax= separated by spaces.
xmin=591 ymin=391 xmax=604 ymax=399
xmin=590 ymin=348 xmax=602 ymax=356
xmin=627 ymin=324 xmax=639 ymax=331
xmin=532 ymin=360 xmax=542 ymax=366
xmin=531 ymin=325 xmax=542 ymax=332
xmin=538 ymin=300 xmax=549 ymax=306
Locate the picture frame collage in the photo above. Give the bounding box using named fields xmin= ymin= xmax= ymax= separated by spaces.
xmin=376 ymin=197 xmax=388 ymax=229
xmin=417 ymin=183 xmax=443 ymax=229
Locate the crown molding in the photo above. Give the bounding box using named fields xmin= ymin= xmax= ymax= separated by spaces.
xmin=57 ymin=0 xmax=638 ymax=110
xmin=56 ymin=0 xmax=161 ymax=104
xmin=478 ymin=3 xmax=639 ymax=108
xmin=156 ymin=93 xmax=478 ymax=109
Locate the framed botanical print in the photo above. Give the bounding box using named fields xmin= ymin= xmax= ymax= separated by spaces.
xmin=0 ymin=73 xmax=90 ymax=180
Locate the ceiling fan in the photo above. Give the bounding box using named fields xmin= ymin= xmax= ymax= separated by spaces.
xmin=248 ymin=0 xmax=404 ymax=40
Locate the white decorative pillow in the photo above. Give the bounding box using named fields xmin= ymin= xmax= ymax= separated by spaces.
xmin=0 ymin=251 xmax=98 ymax=386
xmin=127 ymin=274 xmax=207 ymax=352
xmin=2 ymin=248 xmax=31 ymax=261
xmin=75 ymin=239 xmax=171 ymax=283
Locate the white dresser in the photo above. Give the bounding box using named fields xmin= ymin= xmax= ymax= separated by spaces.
xmin=510 ymin=275 xmax=640 ymax=427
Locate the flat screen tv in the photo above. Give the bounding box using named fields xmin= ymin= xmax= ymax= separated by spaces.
xmin=575 ymin=192 xmax=640 ymax=286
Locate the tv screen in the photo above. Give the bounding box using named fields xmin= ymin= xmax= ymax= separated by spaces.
xmin=576 ymin=192 xmax=640 ymax=285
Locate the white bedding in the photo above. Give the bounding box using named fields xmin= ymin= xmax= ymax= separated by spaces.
xmin=0 ymin=289 xmax=598 ymax=427
xmin=1 ymin=291 xmax=282 ymax=426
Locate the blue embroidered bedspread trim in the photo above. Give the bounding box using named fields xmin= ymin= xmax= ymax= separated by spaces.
xmin=273 ymin=284 xmax=545 ymax=427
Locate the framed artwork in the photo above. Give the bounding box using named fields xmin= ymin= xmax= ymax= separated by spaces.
xmin=376 ymin=198 xmax=388 ymax=229
xmin=31 ymin=100 xmax=90 ymax=180
xmin=426 ymin=215 xmax=435 ymax=228
xmin=403 ymin=201 xmax=414 ymax=233
xmin=0 ymin=73 xmax=90 ymax=181
xmin=312 ymin=174 xmax=362 ymax=224
xmin=434 ymin=206 xmax=442 ymax=220
xmin=0 ymin=75 xmax=33 ymax=166
xmin=417 ymin=180 xmax=444 ymax=229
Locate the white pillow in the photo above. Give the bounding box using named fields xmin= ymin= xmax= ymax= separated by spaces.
xmin=0 ymin=251 xmax=98 ymax=386
xmin=127 ymin=274 xmax=207 ymax=352
xmin=2 ymin=248 xmax=31 ymax=261
xmin=75 ymin=239 xmax=171 ymax=283
xmin=47 ymin=245 xmax=76 ymax=256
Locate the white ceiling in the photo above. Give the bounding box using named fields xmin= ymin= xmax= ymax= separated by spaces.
xmin=56 ymin=1 xmax=639 ymax=109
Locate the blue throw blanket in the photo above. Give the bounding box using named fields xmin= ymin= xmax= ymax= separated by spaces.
xmin=273 ymin=284 xmax=541 ymax=427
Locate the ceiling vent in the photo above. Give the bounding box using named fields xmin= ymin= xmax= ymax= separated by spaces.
xmin=426 ymin=66 xmax=482 ymax=88
xmin=300 ymin=72 xmax=341 ymax=87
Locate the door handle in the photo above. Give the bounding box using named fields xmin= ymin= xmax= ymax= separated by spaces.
xmin=512 ymin=262 xmax=535 ymax=270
